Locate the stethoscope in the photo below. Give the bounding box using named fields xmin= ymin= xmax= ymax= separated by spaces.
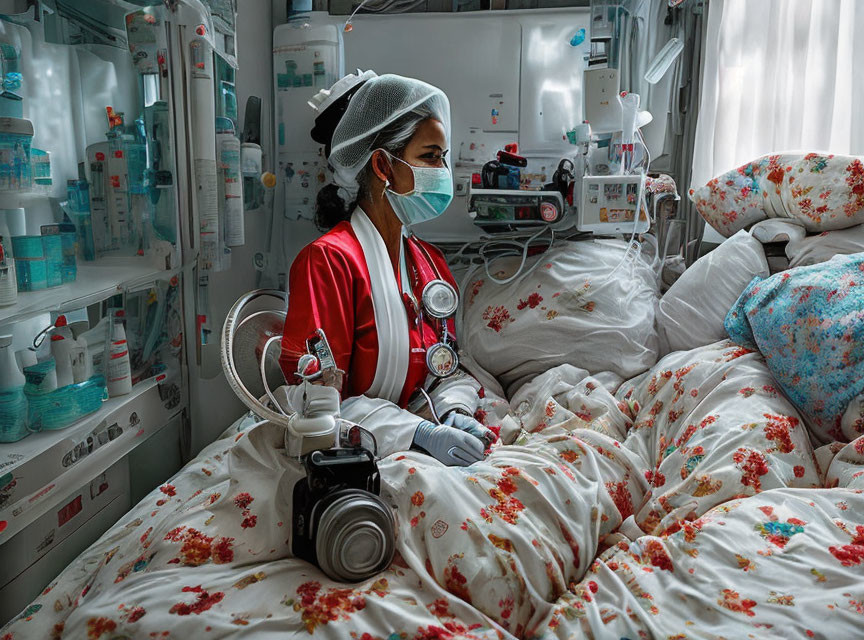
xmin=399 ymin=235 xmax=460 ymax=379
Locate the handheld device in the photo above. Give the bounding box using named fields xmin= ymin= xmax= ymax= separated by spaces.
xmin=304 ymin=328 xmax=344 ymax=391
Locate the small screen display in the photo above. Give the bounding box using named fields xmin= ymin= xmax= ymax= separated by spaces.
xmin=580 ymin=175 xmax=649 ymax=233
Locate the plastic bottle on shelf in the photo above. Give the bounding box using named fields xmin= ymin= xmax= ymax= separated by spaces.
xmin=79 ymin=316 xmax=108 ymax=378
xmin=216 ymin=117 xmax=245 ymax=247
xmin=0 ymin=334 xmax=24 ymax=389
xmin=53 ymin=315 xmax=74 ymax=340
xmin=15 ymin=347 xmax=36 ymax=372
xmin=0 ymin=334 xmax=28 ymax=443
xmin=105 ymin=310 xmax=132 ymax=397
xmin=50 ymin=334 xmax=74 ymax=388
xmin=24 ymin=357 xmax=57 ymax=393
xmin=69 ymin=320 xmax=92 ymax=382
xmin=0 ymin=214 xmax=17 ymax=306
xmin=51 ymin=315 xmax=76 ymax=387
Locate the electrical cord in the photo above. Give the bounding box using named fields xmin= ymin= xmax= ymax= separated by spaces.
xmin=480 ymin=225 xmax=555 ymax=286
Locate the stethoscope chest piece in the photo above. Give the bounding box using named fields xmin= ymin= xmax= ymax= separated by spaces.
xmin=421 ymin=279 xmax=458 ymax=319
xmin=426 ymin=341 xmax=459 ymax=378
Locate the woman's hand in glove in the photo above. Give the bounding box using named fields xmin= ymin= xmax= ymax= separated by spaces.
xmin=412 ymin=420 xmax=485 ymax=467
xmin=444 ymin=411 xmax=496 ymax=448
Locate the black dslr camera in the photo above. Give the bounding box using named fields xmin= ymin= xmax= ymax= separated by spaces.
xmin=291 ymin=430 xmax=395 ymax=582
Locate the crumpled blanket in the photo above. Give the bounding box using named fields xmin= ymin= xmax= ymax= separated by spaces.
xmin=1 ymin=342 xmax=858 ymax=640
xmin=531 ymin=486 xmax=864 ymax=640
xmin=615 ymin=340 xmax=821 ymax=535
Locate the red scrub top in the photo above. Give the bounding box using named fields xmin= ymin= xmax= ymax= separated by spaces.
xmin=279 ymin=220 xmax=458 ymax=408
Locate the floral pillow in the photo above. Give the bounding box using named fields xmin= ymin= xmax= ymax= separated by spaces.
xmin=690 ymin=153 xmax=864 ymax=237
xmin=725 ymin=252 xmax=864 ymax=443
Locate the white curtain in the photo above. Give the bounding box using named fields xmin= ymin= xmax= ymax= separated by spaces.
xmin=691 ymin=0 xmax=864 ymax=189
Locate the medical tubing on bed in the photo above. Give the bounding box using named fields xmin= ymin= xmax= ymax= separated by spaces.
xmin=412 ymin=420 xmax=485 ymax=466
xmin=261 ymin=335 xmax=289 ymax=414
xmin=419 ymin=386 xmax=443 ymax=423
xmin=607 ymin=121 xmax=652 ymax=277
xmin=481 ymin=226 xmax=555 ymax=286
xmin=446 ymin=240 xmax=474 ymax=268
xmin=606 ymin=187 xmax=650 ymax=279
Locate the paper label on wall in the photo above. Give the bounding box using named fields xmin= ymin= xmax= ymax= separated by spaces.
xmin=196 ymin=158 xmax=219 ymax=271
xmin=279 ymin=151 xmax=328 ymax=221
xmin=484 ymin=93 xmax=516 ymax=133
xmin=218 ymin=246 xmax=232 ymax=272
xmin=274 ymin=44 xmax=338 ymax=93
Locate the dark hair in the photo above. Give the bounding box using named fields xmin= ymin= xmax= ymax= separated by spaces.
xmin=314 ymin=183 xmax=351 ymax=231
xmin=314 ymin=106 xmax=434 ymax=231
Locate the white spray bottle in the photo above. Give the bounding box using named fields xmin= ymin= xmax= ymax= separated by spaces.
xmin=105 ymin=310 xmax=132 ymax=397
xmin=50 ymin=315 xmax=76 ymax=388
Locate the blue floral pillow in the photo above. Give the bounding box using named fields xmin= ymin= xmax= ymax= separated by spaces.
xmin=725 ymin=253 xmax=864 ymax=443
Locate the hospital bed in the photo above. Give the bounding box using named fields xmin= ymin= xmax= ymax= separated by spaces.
xmin=2 ymin=212 xmax=863 ymax=640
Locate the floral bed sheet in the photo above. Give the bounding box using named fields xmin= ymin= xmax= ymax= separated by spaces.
xmin=3 ymin=343 xmax=862 ymax=640
xmin=531 ymin=486 xmax=864 ymax=639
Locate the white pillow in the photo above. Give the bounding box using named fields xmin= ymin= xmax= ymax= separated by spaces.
xmin=460 ymin=240 xmax=660 ymax=398
xmin=658 ymin=230 xmax=769 ymax=353
xmin=786 ymin=225 xmax=864 ymax=268
xmin=750 ymin=219 xmax=806 ymax=244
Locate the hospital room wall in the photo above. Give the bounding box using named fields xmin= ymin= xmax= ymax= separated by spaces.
xmin=265 ymin=6 xmax=602 ymax=280
xmin=267 ymin=7 xmax=692 ymax=249
xmin=188 ymin=0 xmax=275 ymax=455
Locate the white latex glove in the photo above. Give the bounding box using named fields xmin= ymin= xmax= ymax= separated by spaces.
xmin=444 ymin=411 xmax=496 ymax=448
xmin=412 ymin=420 xmax=485 ymax=467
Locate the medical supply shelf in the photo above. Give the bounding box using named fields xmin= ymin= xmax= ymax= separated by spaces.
xmin=0 ymin=258 xmax=172 ymax=326
xmin=0 ymin=373 xmax=182 ymax=543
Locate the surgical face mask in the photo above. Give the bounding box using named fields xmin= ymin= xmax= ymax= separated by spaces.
xmin=381 ymin=151 xmax=453 ymax=226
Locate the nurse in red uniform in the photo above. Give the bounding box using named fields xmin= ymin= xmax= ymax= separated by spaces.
xmin=279 ymin=72 xmax=491 ymax=466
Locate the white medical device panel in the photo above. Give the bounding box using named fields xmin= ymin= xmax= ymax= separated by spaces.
xmin=579 ymin=174 xmax=649 ymax=234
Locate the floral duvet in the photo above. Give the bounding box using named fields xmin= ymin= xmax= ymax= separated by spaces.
xmin=3 ymin=341 xmax=862 ymax=640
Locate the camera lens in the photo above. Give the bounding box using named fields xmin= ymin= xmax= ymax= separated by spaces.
xmin=314 ymin=490 xmax=395 ymax=582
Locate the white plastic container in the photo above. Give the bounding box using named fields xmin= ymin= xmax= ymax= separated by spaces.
xmin=218 ymin=125 xmax=245 ymax=247
xmin=69 ymin=321 xmax=92 ymax=382
xmin=105 ymin=310 xmax=132 ymax=397
xmin=79 ymin=317 xmax=108 ymax=378
xmin=51 ymin=316 xmax=76 ymax=388
xmin=15 ymin=348 xmax=36 ymax=372
xmin=0 ymin=334 xmax=24 ymax=389
xmin=0 ymin=335 xmax=28 ymax=443
xmin=50 ymin=334 xmax=75 ymax=388
xmin=241 ymin=142 xmax=262 ymax=176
